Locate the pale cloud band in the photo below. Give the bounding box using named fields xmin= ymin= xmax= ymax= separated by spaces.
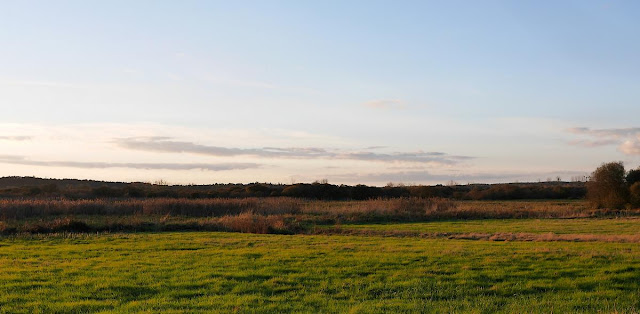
xmin=566 ymin=139 xmax=619 ymax=147
xmin=567 ymin=127 xmax=640 ymax=155
xmin=0 ymin=155 xmax=260 ymax=171
xmin=0 ymin=124 xmax=479 ymax=184
xmin=115 ymin=137 xmax=473 ymax=165
xmin=567 ymin=127 xmax=640 ymax=138
xmin=0 ymin=136 xmax=32 ymax=141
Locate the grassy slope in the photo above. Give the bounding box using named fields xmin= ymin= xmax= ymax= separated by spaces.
xmin=336 ymin=218 xmax=640 ymax=235
xmin=1 ymin=232 xmax=639 ymax=313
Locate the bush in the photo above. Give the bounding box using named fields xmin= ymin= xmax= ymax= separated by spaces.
xmin=587 ymin=162 xmax=629 ymax=209
xmin=630 ymin=182 xmax=640 ymax=208
xmin=626 ymin=169 xmax=640 ymax=186
xmin=22 ymin=218 xmax=92 ymax=233
xmin=92 ymin=186 xmax=124 ymax=197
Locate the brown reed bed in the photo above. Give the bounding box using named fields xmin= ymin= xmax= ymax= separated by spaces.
xmin=302 ymin=199 xmax=638 ymax=221
xmin=0 ymin=213 xmax=305 ymax=235
xmin=0 ymin=197 xmax=303 ymax=219
xmin=0 ymin=197 xmax=638 ymax=235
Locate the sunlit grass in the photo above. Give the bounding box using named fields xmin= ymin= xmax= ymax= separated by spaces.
xmin=0 ymin=232 xmax=638 ymax=312
xmin=338 ymin=218 xmax=640 ymax=235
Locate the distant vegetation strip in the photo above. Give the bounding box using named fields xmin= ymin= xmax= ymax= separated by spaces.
xmin=0 ymin=176 xmax=586 ymax=200
xmin=0 ymin=162 xmax=639 ymax=206
xmin=0 ymin=198 xmax=638 ymax=236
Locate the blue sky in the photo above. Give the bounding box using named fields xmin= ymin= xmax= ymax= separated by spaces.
xmin=1 ymin=0 xmax=639 ymax=185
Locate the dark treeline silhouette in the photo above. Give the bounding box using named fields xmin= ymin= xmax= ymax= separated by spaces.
xmin=0 ymin=176 xmax=586 ymax=200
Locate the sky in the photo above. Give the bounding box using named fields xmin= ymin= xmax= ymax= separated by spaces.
xmin=1 ymin=0 xmax=640 ymax=186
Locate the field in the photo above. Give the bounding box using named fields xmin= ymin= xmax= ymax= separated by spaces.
xmin=0 ymin=199 xmax=639 ymax=312
xmin=332 ymin=218 xmax=640 ymax=236
xmin=1 ymin=231 xmax=639 ymax=313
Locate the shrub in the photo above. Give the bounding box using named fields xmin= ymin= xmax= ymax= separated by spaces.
xmin=626 ymin=169 xmax=640 ymax=186
xmin=630 ymin=182 xmax=640 ymax=208
xmin=22 ymin=218 xmax=91 ymax=233
xmin=92 ymin=186 xmax=124 ymax=197
xmin=587 ymin=162 xmax=629 ymax=209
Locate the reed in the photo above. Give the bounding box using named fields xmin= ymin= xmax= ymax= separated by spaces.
xmin=1 ymin=197 xmax=638 ymax=235
xmin=0 ymin=197 xmax=303 ymax=219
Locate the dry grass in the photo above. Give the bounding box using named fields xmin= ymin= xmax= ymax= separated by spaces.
xmin=452 ymin=200 xmax=610 ymax=219
xmin=0 ymin=197 xmax=456 ymax=221
xmin=1 ymin=197 xmax=639 ymax=235
xmin=303 ymin=199 xmax=638 ymax=221
xmin=0 ymin=213 xmax=307 ymax=235
xmin=0 ymin=197 xmax=303 ymax=219
xmin=215 ymin=212 xmax=302 ymax=234
xmin=302 ymin=197 xmax=458 ymax=222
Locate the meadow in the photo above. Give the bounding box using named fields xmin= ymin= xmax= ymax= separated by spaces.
xmin=0 ymin=198 xmax=639 ymax=312
xmin=335 ymin=218 xmax=640 ymax=235
xmin=0 ymin=232 xmax=639 ymax=313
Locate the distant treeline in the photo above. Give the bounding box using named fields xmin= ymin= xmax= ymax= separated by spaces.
xmin=0 ymin=177 xmax=586 ymax=200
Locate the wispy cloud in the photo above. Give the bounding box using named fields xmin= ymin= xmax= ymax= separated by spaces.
xmin=0 ymin=155 xmax=260 ymax=171
xmin=363 ymin=99 xmax=405 ymax=110
xmin=566 ymin=139 xmax=618 ymax=147
xmin=566 ymin=127 xmax=640 ymax=155
xmin=115 ymin=137 xmax=472 ymax=165
xmin=567 ymin=127 xmax=640 ymax=138
xmin=620 ymin=136 xmax=640 ymax=155
xmin=0 ymin=136 xmax=32 ymax=141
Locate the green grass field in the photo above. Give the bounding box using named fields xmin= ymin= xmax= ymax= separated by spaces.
xmin=1 ymin=226 xmax=639 ymax=313
xmin=337 ymin=217 xmax=640 ymax=235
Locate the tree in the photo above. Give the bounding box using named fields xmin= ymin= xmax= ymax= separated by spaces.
xmin=586 ymin=162 xmax=629 ymax=209
xmin=626 ymin=168 xmax=640 ymax=185
xmin=630 ymin=182 xmax=640 ymax=208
